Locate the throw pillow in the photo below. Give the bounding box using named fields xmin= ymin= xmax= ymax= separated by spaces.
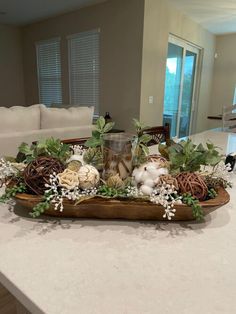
xmin=40 ymin=105 xmax=94 ymax=129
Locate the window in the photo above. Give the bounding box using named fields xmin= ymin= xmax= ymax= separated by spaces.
xmin=36 ymin=38 xmax=62 ymax=106
xmin=68 ymin=29 xmax=100 ymax=115
xmin=233 ymin=86 xmax=236 ymax=105
xmin=163 ymin=35 xmax=201 ymax=138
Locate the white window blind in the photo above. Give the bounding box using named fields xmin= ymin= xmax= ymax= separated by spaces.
xmin=68 ymin=29 xmax=100 ymax=115
xmin=36 ymin=38 xmax=62 ymax=106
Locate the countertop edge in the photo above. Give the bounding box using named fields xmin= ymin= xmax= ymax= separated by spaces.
xmin=0 ymin=271 xmax=44 ymax=314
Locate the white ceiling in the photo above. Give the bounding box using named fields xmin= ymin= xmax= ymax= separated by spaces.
xmin=0 ymin=0 xmax=106 ymax=26
xmin=168 ymin=0 xmax=236 ymax=34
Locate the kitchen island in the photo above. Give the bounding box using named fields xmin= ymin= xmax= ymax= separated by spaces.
xmin=0 ymin=130 xmax=236 ymax=314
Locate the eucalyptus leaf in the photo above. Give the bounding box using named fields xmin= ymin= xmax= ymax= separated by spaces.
xmin=140 ymin=143 xmax=149 ymax=155
xmin=85 ymin=137 xmax=101 ymax=148
xmin=96 ymin=116 xmax=106 ymax=130
xmin=103 ymin=122 xmax=115 ymax=133
xmin=92 ymin=130 xmax=101 ymax=139
xmin=139 ymin=134 xmax=152 ymax=144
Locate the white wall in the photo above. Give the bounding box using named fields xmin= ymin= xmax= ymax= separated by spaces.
xmin=140 ymin=0 xmax=216 ymax=134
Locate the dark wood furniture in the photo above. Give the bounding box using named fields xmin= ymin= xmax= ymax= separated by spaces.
xmin=62 ymin=137 xmax=88 ymax=146
xmin=110 ymin=128 xmax=125 ymax=133
xmin=142 ymin=123 xmax=170 ymax=146
xmin=207 ymin=115 xmax=222 ymax=120
xmin=63 ymin=124 xmax=170 ymax=147
xmin=62 ymin=128 xmax=124 ymax=147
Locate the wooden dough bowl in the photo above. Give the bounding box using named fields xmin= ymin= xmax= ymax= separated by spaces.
xmin=13 ymin=187 xmax=230 ymax=221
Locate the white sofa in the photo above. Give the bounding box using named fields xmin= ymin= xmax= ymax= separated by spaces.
xmin=0 ymin=104 xmax=94 ymax=157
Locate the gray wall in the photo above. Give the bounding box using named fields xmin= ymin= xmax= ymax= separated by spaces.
xmin=22 ymin=0 xmax=145 ymax=131
xmin=0 ymin=24 xmax=25 ymax=107
xmin=210 ymin=33 xmax=236 ymax=123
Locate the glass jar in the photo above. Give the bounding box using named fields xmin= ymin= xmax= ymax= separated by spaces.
xmin=103 ymin=133 xmax=133 ymax=180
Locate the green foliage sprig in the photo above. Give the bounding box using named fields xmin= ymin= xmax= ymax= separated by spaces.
xmin=30 ymin=200 xmax=50 ymax=218
xmin=18 ymin=138 xmax=71 ymax=163
xmin=85 ymin=117 xmax=115 ymax=148
xmin=132 ymin=119 xmax=152 ymax=167
xmin=83 ymin=147 xmax=103 ymax=170
xmin=30 ymin=191 xmax=53 ymax=218
xmin=159 ymin=139 xmax=222 ymax=175
xmin=182 ymin=193 xmax=204 ymax=221
xmin=208 ymin=188 xmax=218 ymax=199
xmin=97 ymin=185 xmax=128 ymax=198
xmin=0 ymin=183 xmax=27 ymax=203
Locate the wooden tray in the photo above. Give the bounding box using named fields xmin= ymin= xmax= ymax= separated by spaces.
xmin=13 ymin=187 xmax=230 ymax=221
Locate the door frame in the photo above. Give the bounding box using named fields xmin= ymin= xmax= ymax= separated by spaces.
xmin=168 ymin=34 xmax=202 ymax=136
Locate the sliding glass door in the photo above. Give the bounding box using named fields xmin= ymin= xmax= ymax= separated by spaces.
xmin=163 ymin=35 xmax=200 ymax=138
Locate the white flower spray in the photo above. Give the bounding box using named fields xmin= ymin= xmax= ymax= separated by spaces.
xmin=0 ymin=158 xmax=17 ymax=186
xmin=150 ymin=183 xmax=181 ymax=220
xmin=200 ymin=161 xmax=232 ymax=185
xmin=44 ymin=172 xmax=97 ymax=212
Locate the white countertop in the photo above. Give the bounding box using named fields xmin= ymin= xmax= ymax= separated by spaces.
xmin=0 ymin=130 xmax=236 ymax=314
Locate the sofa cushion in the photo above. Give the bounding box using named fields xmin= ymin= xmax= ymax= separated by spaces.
xmin=0 ymin=125 xmax=94 ymax=157
xmin=0 ymin=104 xmax=41 ymax=134
xmin=40 ymin=105 xmax=94 ymax=129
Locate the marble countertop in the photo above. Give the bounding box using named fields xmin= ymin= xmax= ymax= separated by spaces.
xmin=0 ymin=130 xmax=236 ymax=314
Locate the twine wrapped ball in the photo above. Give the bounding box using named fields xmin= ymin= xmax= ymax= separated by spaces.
xmin=67 ymin=160 xmax=82 ymax=172
xmin=23 ymin=156 xmax=64 ymax=195
xmin=78 ymin=165 xmax=100 ymax=189
xmin=176 ymin=172 xmax=208 ymax=201
xmin=147 ymin=154 xmax=169 ymax=168
xmin=107 ymin=174 xmax=125 ymax=189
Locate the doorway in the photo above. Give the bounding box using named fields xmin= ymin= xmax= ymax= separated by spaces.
xmin=163 ymin=35 xmax=201 ymax=138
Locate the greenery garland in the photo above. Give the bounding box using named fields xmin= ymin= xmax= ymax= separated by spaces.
xmin=0 ymin=183 xmax=27 ymax=203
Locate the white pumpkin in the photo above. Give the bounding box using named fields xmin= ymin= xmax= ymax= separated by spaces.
xmin=78 ymin=165 xmax=100 ymax=189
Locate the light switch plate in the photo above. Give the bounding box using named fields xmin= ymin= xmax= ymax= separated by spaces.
xmin=148 ymin=96 xmax=154 ymax=104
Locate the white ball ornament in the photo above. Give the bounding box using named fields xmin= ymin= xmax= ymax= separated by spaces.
xmin=78 ymin=165 xmax=100 ymax=189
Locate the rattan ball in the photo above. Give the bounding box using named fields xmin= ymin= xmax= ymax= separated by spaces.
xmin=23 ymin=156 xmax=64 ymax=195
xmin=176 ymin=172 xmax=208 ymax=201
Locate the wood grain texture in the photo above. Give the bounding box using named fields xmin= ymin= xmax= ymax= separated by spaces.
xmin=0 ymin=284 xmax=30 ymax=314
xmin=0 ymin=283 xmax=16 ymax=314
xmin=14 ymin=187 xmax=230 ymax=221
